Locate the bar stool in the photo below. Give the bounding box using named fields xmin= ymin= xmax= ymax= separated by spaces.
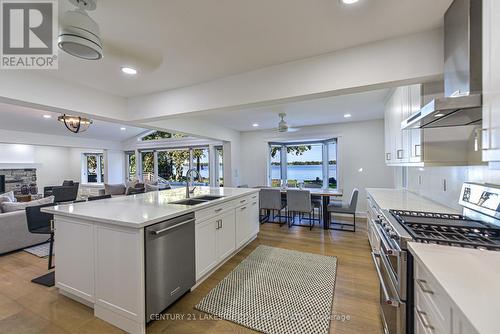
xmin=327 ymin=188 xmax=359 ymax=232
xmin=286 ymin=189 xmax=320 ymax=230
xmin=259 ymin=188 xmax=286 ymax=225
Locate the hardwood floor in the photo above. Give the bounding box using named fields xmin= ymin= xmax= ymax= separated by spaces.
xmin=0 ymin=218 xmax=382 ymax=334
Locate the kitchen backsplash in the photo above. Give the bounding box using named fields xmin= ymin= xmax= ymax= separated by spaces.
xmin=397 ymin=165 xmax=500 ymax=211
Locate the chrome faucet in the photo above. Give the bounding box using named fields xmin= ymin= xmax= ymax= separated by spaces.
xmin=185 ymin=168 xmax=201 ymax=198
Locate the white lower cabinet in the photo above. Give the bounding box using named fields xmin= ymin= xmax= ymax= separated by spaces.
xmin=414 ymin=259 xmax=478 ymax=334
xmin=195 ymin=193 xmax=260 ymax=281
xmin=216 ymin=210 xmax=236 ymax=260
xmin=195 ymin=217 xmax=219 ymax=280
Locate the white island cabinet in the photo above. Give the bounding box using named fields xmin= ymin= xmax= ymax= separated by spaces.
xmin=43 ymin=187 xmax=260 ymax=334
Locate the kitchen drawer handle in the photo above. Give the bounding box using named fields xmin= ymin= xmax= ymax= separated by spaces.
xmin=416 ymin=279 xmax=434 ymax=294
xmin=214 ymin=208 xmax=223 ymax=213
xmin=252 ymin=195 xmax=257 ymax=199
xmin=416 ymin=309 xmax=435 ymax=330
xmin=240 ymin=199 xmax=246 ymax=203
xmin=240 ymin=206 xmax=247 ymax=210
xmin=152 ymin=219 xmax=196 ymax=235
xmin=252 ymin=201 xmax=257 ymax=205
xmin=414 ymin=144 xmax=421 ymax=157
xmin=397 ymin=149 xmax=403 ymax=159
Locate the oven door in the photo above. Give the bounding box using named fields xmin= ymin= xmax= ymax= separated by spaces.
xmin=372 ymin=252 xmax=406 ymax=334
xmin=373 ymin=222 xmax=407 ymax=299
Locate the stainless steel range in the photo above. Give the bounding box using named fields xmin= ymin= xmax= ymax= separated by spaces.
xmin=368 ymin=182 xmax=500 ymax=334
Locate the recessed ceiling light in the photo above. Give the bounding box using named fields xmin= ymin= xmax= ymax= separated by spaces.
xmin=341 ymin=0 xmax=359 ymax=4
xmin=344 ymin=113 xmax=352 ymax=118
xmin=121 ymin=67 xmax=137 ymax=75
xmin=42 ymin=114 xmax=52 ymax=119
xmin=434 ymin=113 xmax=445 ymax=117
xmin=252 ymin=123 xmax=259 ymax=127
xmin=120 ymin=127 xmax=126 ymax=131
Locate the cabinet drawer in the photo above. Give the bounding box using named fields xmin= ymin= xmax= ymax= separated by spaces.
xmin=195 ymin=202 xmax=233 ymax=222
xmin=414 ymin=261 xmax=452 ymax=333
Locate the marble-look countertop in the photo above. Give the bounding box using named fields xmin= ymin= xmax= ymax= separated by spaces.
xmin=409 ymin=242 xmax=500 ymax=334
xmin=366 ymin=188 xmax=459 ymax=214
xmin=42 ymin=187 xmax=259 ymax=228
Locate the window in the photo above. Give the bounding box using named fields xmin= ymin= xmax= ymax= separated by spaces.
xmin=215 ymin=146 xmax=224 ymax=187
xmin=192 ymin=148 xmax=209 ymax=184
xmin=268 ymin=139 xmax=338 ymax=189
xmin=125 ymin=152 xmax=136 ymax=181
xmin=84 ymin=153 xmax=103 ymax=183
xmin=141 ymin=131 xmax=187 ymax=141
xmin=141 ymin=151 xmax=154 ymax=182
xmin=269 ymin=145 xmax=282 ymax=187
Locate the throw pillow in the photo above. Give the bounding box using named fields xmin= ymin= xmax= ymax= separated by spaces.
xmin=1 ymin=196 xmax=55 ymax=213
xmin=0 ymin=191 xmax=16 ymax=202
xmin=104 ymin=183 xmax=126 ymax=196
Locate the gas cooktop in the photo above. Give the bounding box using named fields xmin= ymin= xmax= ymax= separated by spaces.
xmin=390 ymin=210 xmax=500 ymax=250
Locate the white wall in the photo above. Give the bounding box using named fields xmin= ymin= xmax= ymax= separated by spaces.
xmin=104 ymin=150 xmax=125 ymax=184
xmin=403 ymin=165 xmax=500 ymax=211
xmin=239 ymin=119 xmax=394 ymax=213
xmin=128 ymin=29 xmax=443 ymax=120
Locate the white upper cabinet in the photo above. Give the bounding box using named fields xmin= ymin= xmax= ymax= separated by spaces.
xmin=482 ymin=0 xmax=500 ymax=162
xmin=384 ymin=84 xmax=422 ymax=166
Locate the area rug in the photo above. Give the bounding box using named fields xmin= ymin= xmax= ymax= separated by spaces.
xmin=24 ymin=242 xmax=53 ymax=258
xmin=195 ymin=245 xmax=338 ymax=334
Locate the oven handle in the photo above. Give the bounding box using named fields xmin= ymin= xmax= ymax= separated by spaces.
xmin=371 ymin=252 xmax=400 ymax=307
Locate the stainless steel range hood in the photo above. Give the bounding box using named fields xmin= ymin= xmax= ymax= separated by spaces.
xmin=402 ymin=0 xmax=482 ymax=130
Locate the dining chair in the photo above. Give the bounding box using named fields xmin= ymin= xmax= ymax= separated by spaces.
xmin=286 ymin=189 xmax=320 ymax=230
xmin=327 ymin=188 xmax=359 ymax=232
xmin=259 ymin=188 xmax=286 ymax=225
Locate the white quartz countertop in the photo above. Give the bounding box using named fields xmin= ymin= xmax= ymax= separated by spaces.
xmin=42 ymin=187 xmax=259 ymax=228
xmin=366 ymin=188 xmax=459 ymax=214
xmin=409 ymin=242 xmax=500 ymax=334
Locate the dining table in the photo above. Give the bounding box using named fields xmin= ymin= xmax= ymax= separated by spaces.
xmin=254 ymin=186 xmax=343 ymax=229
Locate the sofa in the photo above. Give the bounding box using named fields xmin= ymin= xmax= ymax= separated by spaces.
xmin=0 ymin=192 xmax=55 ymax=255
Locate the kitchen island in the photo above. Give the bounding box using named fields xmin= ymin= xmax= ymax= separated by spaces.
xmin=43 ymin=187 xmax=260 ymax=334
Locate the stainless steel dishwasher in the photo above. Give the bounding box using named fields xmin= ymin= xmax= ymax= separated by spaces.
xmin=145 ymin=213 xmax=196 ymax=322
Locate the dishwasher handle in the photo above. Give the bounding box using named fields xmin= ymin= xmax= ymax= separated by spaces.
xmin=151 ymin=218 xmax=196 ymax=235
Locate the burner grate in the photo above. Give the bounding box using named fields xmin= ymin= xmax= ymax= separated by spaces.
xmin=390 ymin=210 xmax=500 ymax=250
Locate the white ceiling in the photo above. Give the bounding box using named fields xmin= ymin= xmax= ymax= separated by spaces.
xmin=48 ymin=0 xmax=452 ymax=97
xmin=190 ymin=88 xmax=391 ymax=131
xmin=0 ymin=103 xmax=147 ymax=142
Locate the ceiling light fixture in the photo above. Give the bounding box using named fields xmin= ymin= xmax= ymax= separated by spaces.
xmin=344 ymin=113 xmax=352 ymax=118
xmin=58 ymin=114 xmax=93 ymax=133
xmin=121 ymin=67 xmax=137 ymax=75
xmin=42 ymin=114 xmax=52 ymax=119
xmin=341 ymin=0 xmax=359 ymax=4
xmin=434 ymin=113 xmax=445 ymax=117
xmin=58 ymin=0 xmax=102 ymax=60
xmin=252 ymin=123 xmax=259 ymax=127
xmin=120 ymin=127 xmax=126 ymax=131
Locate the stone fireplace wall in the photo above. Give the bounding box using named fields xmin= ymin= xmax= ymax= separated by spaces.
xmin=0 ymin=169 xmax=37 ymax=195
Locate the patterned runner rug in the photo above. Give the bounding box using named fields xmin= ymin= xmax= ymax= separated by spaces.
xmin=195 ymin=245 xmax=338 ymax=334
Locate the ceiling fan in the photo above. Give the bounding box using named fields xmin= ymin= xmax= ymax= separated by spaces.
xmin=275 ymin=113 xmax=300 ymax=133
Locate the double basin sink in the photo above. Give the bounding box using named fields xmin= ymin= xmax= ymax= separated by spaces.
xmin=171 ymin=195 xmax=224 ymax=206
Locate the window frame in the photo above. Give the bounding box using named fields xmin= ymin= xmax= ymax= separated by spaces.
xmin=268 ymin=138 xmax=338 ymax=189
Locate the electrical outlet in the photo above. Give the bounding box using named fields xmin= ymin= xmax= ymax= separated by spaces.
xmin=443 ymin=179 xmax=447 ymax=192
xmin=418 ymin=175 xmax=422 ymax=185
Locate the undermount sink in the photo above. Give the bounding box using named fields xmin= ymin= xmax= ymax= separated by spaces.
xmin=171 ymin=195 xmax=224 ymax=206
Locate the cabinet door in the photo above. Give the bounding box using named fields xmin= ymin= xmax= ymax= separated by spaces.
xmin=235 ymin=204 xmax=250 ymax=248
xmin=195 ymin=218 xmax=218 ymax=280
xmin=392 ymin=88 xmax=405 ymax=162
xmin=409 ymin=84 xmax=423 ymax=163
xmin=384 ymin=93 xmax=393 ymax=164
xmin=216 ymin=210 xmax=236 ymax=261
xmin=249 ymin=199 xmax=260 ymax=237
xmin=483 ymin=0 xmax=500 ymax=161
